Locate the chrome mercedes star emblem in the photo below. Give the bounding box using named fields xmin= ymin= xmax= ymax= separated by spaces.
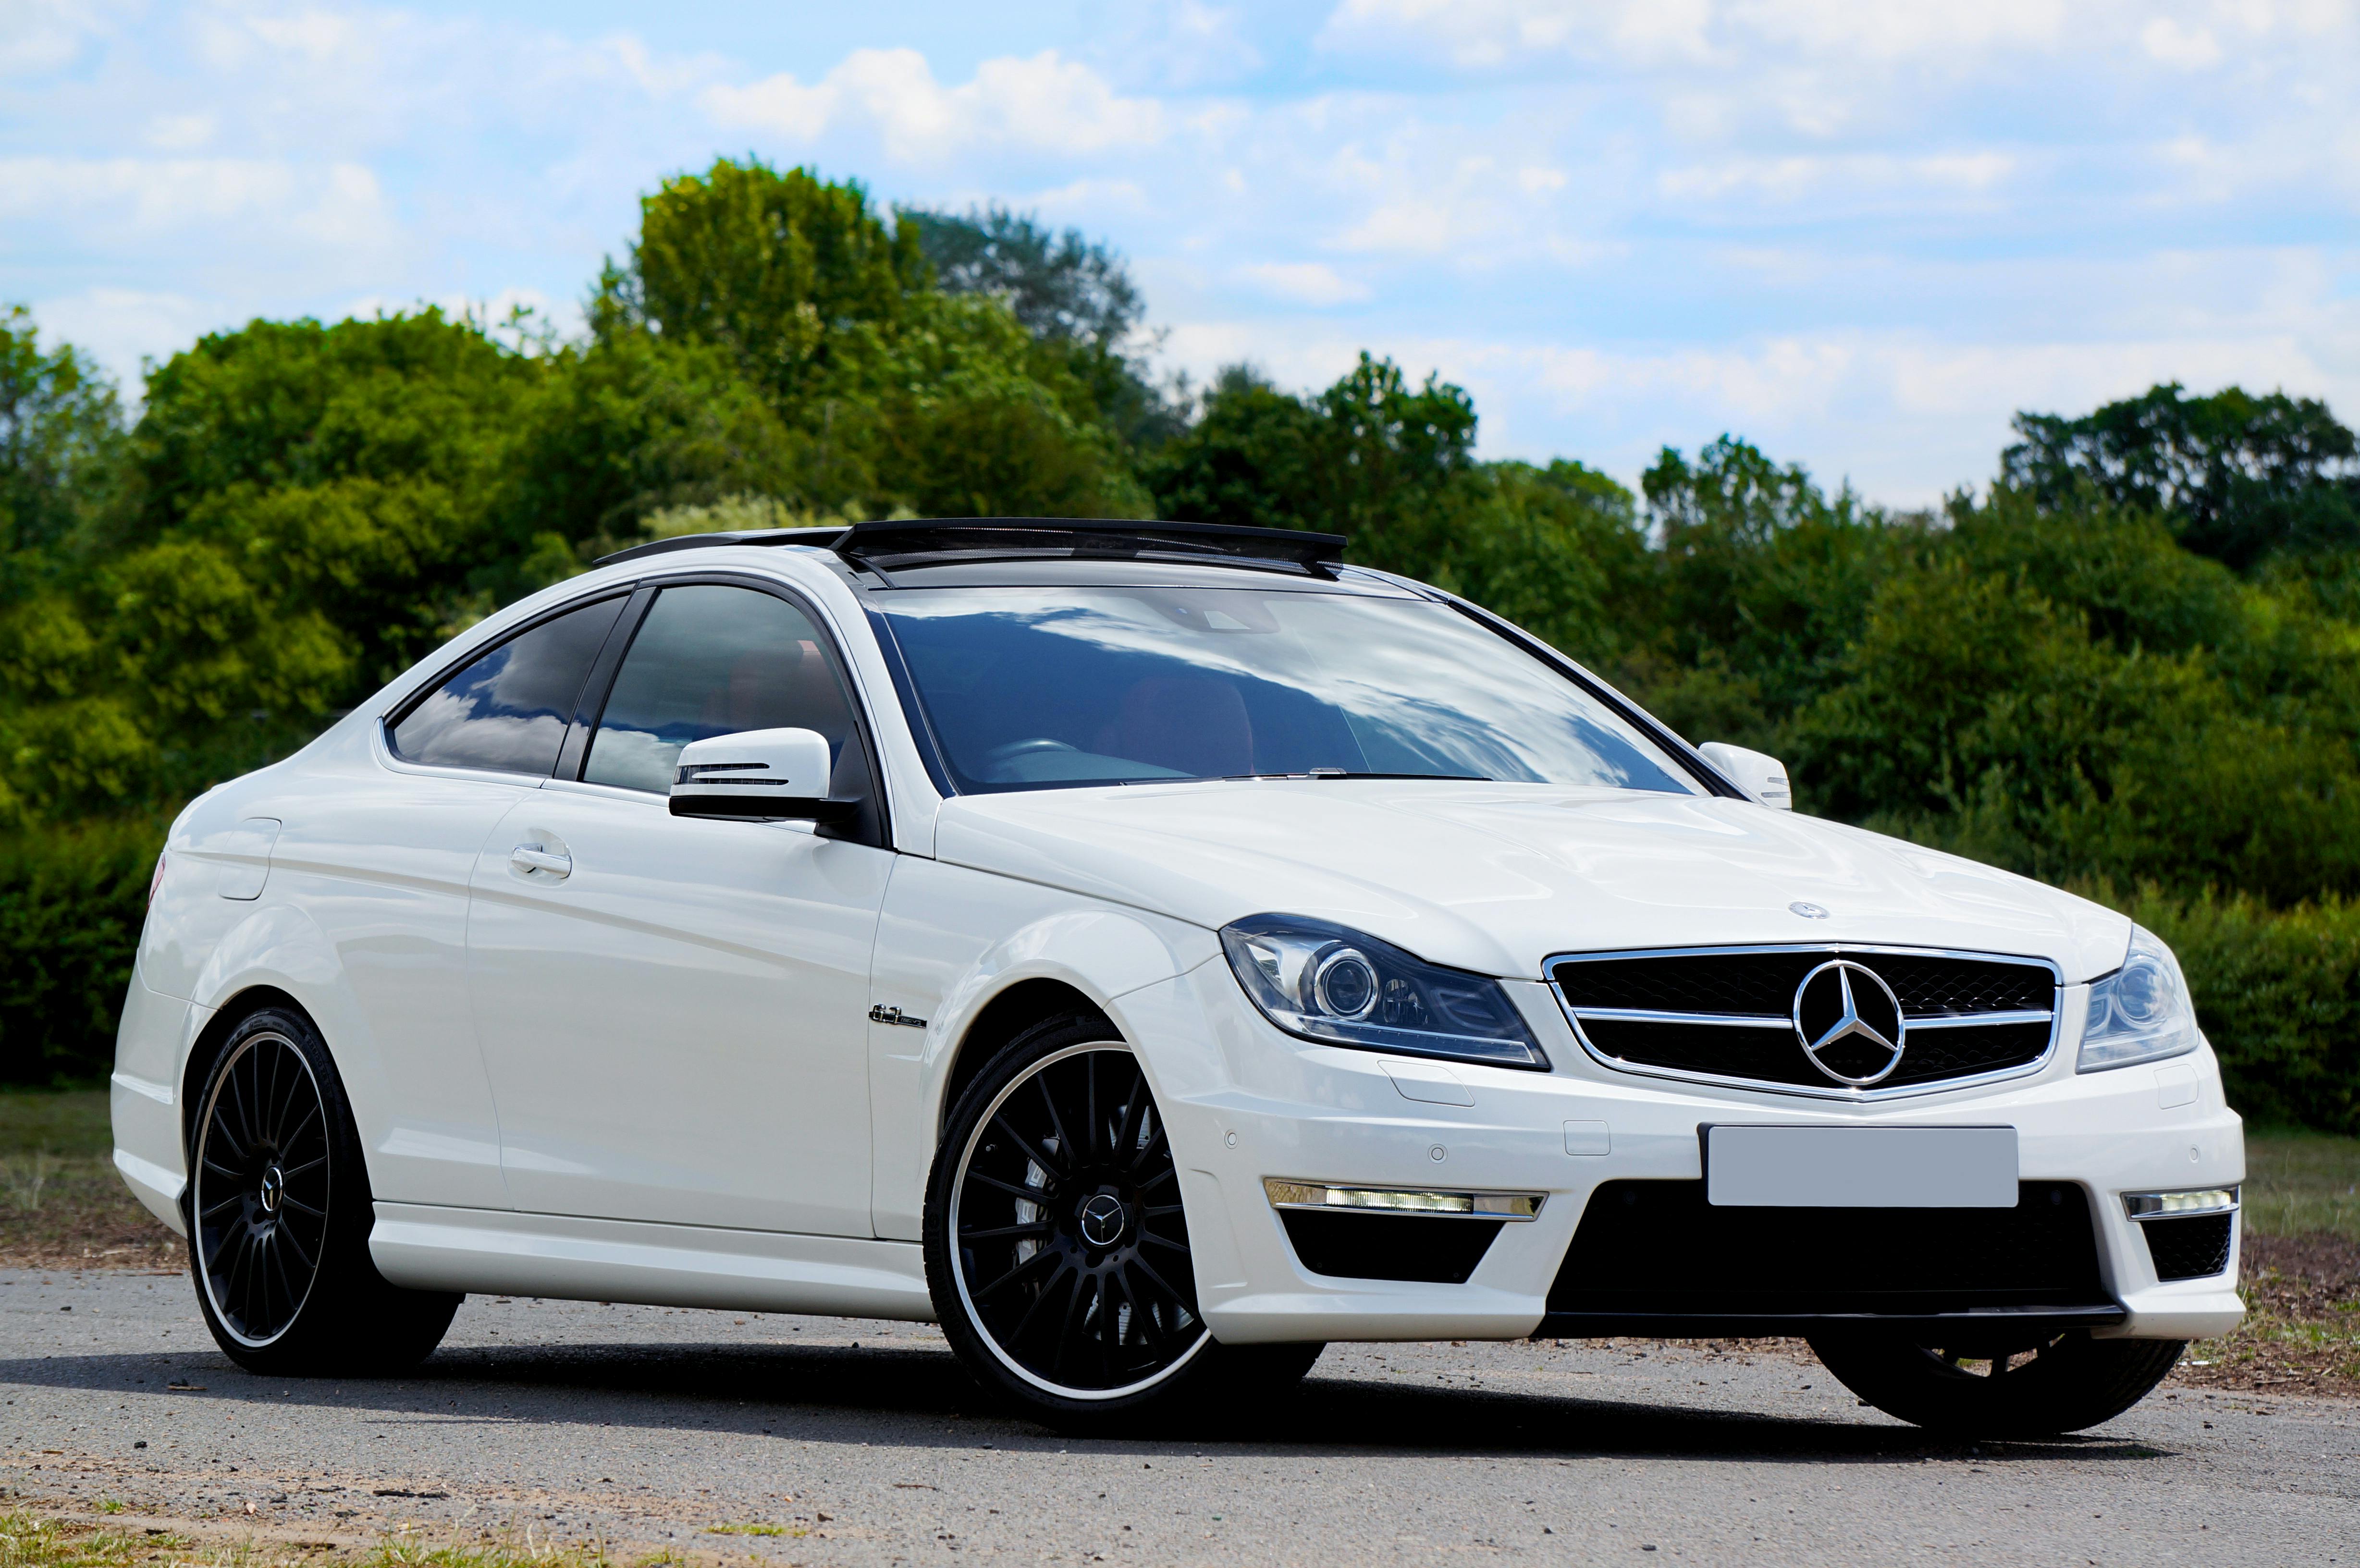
xmin=1078 ymin=1192 xmax=1127 ymax=1248
xmin=1791 ymin=959 xmax=1907 ymax=1086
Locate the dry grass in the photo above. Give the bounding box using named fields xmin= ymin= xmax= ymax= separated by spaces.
xmin=0 ymin=1089 xmax=180 ymax=1270
xmin=0 ymin=1509 xmax=715 ymax=1568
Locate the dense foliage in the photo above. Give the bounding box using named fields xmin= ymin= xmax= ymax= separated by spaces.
xmin=3 ymin=156 xmax=2357 ymax=1129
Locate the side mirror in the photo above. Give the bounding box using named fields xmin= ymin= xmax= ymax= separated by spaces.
xmin=1696 ymin=742 xmax=1793 ymax=810
xmin=669 ymin=728 xmax=859 ymax=821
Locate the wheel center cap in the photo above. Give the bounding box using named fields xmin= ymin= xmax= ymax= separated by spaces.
xmin=258 ymin=1164 xmax=284 ymax=1215
xmin=1077 ymin=1192 xmax=1127 ymax=1249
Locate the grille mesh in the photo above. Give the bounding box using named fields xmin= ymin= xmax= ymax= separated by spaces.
xmin=1552 ymin=947 xmax=2057 ymax=1093
xmin=2141 ymin=1214 xmax=2235 ymax=1281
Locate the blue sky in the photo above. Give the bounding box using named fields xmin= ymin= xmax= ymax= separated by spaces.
xmin=4 ymin=0 xmax=2356 ymax=503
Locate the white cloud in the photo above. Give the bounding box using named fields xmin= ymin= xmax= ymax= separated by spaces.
xmin=0 ymin=0 xmax=125 ymax=75
xmin=0 ymin=156 xmax=299 ymax=232
xmin=1238 ymin=261 xmax=1371 ymax=306
xmin=1659 ymin=151 xmax=2015 ymax=204
xmin=702 ymin=48 xmax=1165 ymax=163
xmin=1318 ymin=0 xmax=2069 ymax=70
xmin=29 ymin=287 xmax=221 ymax=395
xmin=2142 ymin=17 xmax=2224 ymax=68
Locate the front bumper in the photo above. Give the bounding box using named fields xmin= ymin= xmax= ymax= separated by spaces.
xmin=1118 ymin=960 xmax=2245 ymax=1346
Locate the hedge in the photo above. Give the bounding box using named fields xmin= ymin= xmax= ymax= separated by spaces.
xmin=2114 ymin=884 xmax=2360 ymax=1135
xmin=0 ymin=817 xmax=167 ymax=1085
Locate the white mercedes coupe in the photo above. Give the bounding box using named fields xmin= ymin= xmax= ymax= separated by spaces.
xmin=111 ymin=518 xmax=2244 ymax=1436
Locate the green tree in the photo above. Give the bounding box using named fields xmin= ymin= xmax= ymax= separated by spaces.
xmin=2003 ymin=382 xmax=2360 ymax=571
xmin=614 ymin=159 xmax=927 ymax=415
xmin=0 ymin=306 xmax=126 ymax=562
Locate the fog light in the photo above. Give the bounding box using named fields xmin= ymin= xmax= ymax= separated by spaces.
xmin=2121 ymin=1186 xmax=2239 ymax=1221
xmin=1263 ymin=1178 xmax=1543 ymax=1220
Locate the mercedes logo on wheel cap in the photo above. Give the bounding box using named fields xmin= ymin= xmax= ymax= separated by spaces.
xmin=1791 ymin=959 xmax=1907 ymax=1086
xmin=1078 ymin=1192 xmax=1128 ymax=1249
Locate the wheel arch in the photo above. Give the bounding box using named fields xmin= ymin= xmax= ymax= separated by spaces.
xmin=936 ymin=977 xmax=1115 ymax=1136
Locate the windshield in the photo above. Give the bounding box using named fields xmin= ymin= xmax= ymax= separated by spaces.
xmin=873 ymin=585 xmax=1703 ymax=796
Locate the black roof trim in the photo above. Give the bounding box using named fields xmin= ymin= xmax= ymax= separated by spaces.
xmin=593 ymin=526 xmax=848 ymax=567
xmin=594 ymin=517 xmax=1350 ymax=576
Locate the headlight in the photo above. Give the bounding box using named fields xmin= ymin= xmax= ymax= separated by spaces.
xmin=2076 ymin=925 xmax=2199 ymax=1072
xmin=1218 ymin=914 xmax=1549 ymax=1070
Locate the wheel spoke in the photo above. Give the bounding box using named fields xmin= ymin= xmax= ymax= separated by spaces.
xmin=1136 ymin=1166 xmax=1178 ymax=1194
xmin=276 ymin=1194 xmax=325 ymax=1220
xmin=1128 ymin=1121 xmax=1169 ymax=1176
xmin=973 ymin=1244 xmax=1059 ymax=1302
xmin=1005 ymin=1261 xmax=1075 ymax=1348
xmin=1142 ymin=1203 xmax=1185 ymax=1220
xmin=205 ymin=1106 xmax=247 ymax=1163
xmin=1050 ymin=1277 xmax=1093 ymax=1382
xmin=198 ymin=1189 xmax=244 ymax=1221
xmin=1083 ymin=1053 xmax=1101 ymax=1160
xmin=967 ymin=1170 xmax=1054 ymax=1203
xmin=1115 ymin=1074 xmax=1149 ymax=1163
xmin=959 ymin=1222 xmax=1051 ymax=1243
xmin=1140 ymin=1230 xmax=1191 ymax=1256
xmin=277 ymin=1217 xmax=318 ymax=1275
xmin=1033 ymin=1076 xmax=1077 ymax=1168
xmin=277 ymin=1154 xmax=328 ymax=1180
xmin=988 ymin=1114 xmax=1068 ymax=1184
xmin=1127 ymin=1250 xmax=1192 ymax=1315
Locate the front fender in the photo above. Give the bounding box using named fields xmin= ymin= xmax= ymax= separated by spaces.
xmin=868 ymin=857 xmax=1218 ymax=1239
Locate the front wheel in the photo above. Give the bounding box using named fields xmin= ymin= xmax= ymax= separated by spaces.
xmin=923 ymin=1015 xmax=1320 ymax=1433
xmin=188 ymin=1006 xmax=462 ymax=1376
xmin=1807 ymin=1328 xmax=2184 ymax=1438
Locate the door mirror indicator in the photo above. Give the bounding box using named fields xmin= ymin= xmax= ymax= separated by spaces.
xmin=669 ymin=728 xmax=860 ymax=821
xmin=1697 ymin=741 xmax=1793 ymax=810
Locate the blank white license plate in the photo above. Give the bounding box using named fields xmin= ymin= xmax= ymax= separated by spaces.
xmin=1704 ymin=1125 xmax=2018 ymax=1208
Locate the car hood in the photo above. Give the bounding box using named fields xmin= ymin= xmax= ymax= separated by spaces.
xmin=932 ymin=781 xmax=2132 ymax=983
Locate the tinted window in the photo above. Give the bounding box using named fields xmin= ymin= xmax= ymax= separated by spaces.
xmin=875 ymin=586 xmax=1699 ymax=795
xmin=390 ymin=597 xmax=625 ymax=775
xmin=584 ymin=585 xmax=861 ymax=794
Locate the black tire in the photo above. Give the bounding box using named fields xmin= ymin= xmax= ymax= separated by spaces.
xmin=923 ymin=1013 xmax=1322 ymax=1434
xmin=1807 ymin=1328 xmax=2184 ymax=1438
xmin=187 ymin=1005 xmax=462 ymax=1376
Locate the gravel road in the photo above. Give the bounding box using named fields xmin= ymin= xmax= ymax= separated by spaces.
xmin=3 ymin=1268 xmax=2353 ymax=1565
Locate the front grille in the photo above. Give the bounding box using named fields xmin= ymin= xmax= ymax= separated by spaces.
xmin=1279 ymin=1211 xmax=1504 ymax=1284
xmin=1550 ymin=945 xmax=2058 ymax=1095
xmin=2141 ymin=1214 xmax=2235 ymax=1281
xmin=1548 ymin=1180 xmax=2107 ymax=1317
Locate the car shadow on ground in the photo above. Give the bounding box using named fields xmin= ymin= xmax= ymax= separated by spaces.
xmin=0 ymin=1340 xmax=2175 ymax=1468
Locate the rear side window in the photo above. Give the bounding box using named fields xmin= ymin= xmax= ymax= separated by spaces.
xmin=583 ymin=584 xmax=860 ymax=794
xmin=390 ymin=597 xmax=625 ymax=775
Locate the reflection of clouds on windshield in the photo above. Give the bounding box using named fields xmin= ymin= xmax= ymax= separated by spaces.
xmin=886 ymin=589 xmax=1693 ymax=794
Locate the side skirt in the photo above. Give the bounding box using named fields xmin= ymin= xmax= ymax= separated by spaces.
xmin=1533 ymin=1303 xmax=2127 ymax=1340
xmin=369 ymin=1203 xmax=934 ymax=1321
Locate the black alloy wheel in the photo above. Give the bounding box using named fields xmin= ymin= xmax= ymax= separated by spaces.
xmin=924 ymin=1015 xmax=1323 ymax=1432
xmin=192 ymin=1028 xmax=331 ymax=1346
xmin=953 ymin=1041 xmax=1207 ymax=1392
xmin=1808 ymin=1327 xmax=2186 ymax=1437
xmin=186 ymin=1006 xmax=462 ymax=1375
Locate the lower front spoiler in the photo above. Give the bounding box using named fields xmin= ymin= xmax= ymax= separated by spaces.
xmin=1534 ymin=1303 xmax=2128 ymax=1340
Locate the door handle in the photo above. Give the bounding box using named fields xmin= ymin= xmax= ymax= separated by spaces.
xmin=511 ymin=844 xmax=572 ymax=878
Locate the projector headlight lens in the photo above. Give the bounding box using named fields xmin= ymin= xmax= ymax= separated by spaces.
xmin=1220 ymin=914 xmax=1548 ymax=1070
xmin=2077 ymin=925 xmax=2200 ymax=1072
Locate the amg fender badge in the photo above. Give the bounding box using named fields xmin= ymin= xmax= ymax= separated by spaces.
xmin=868 ymin=1004 xmax=929 ymax=1029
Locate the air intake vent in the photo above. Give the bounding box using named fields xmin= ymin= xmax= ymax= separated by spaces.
xmin=2141 ymin=1213 xmax=2235 ymax=1281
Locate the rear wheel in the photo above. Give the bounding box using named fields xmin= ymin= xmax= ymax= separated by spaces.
xmin=188 ymin=1006 xmax=461 ymax=1375
xmin=1807 ymin=1328 xmax=2184 ymax=1438
xmin=923 ymin=1015 xmax=1321 ymax=1433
